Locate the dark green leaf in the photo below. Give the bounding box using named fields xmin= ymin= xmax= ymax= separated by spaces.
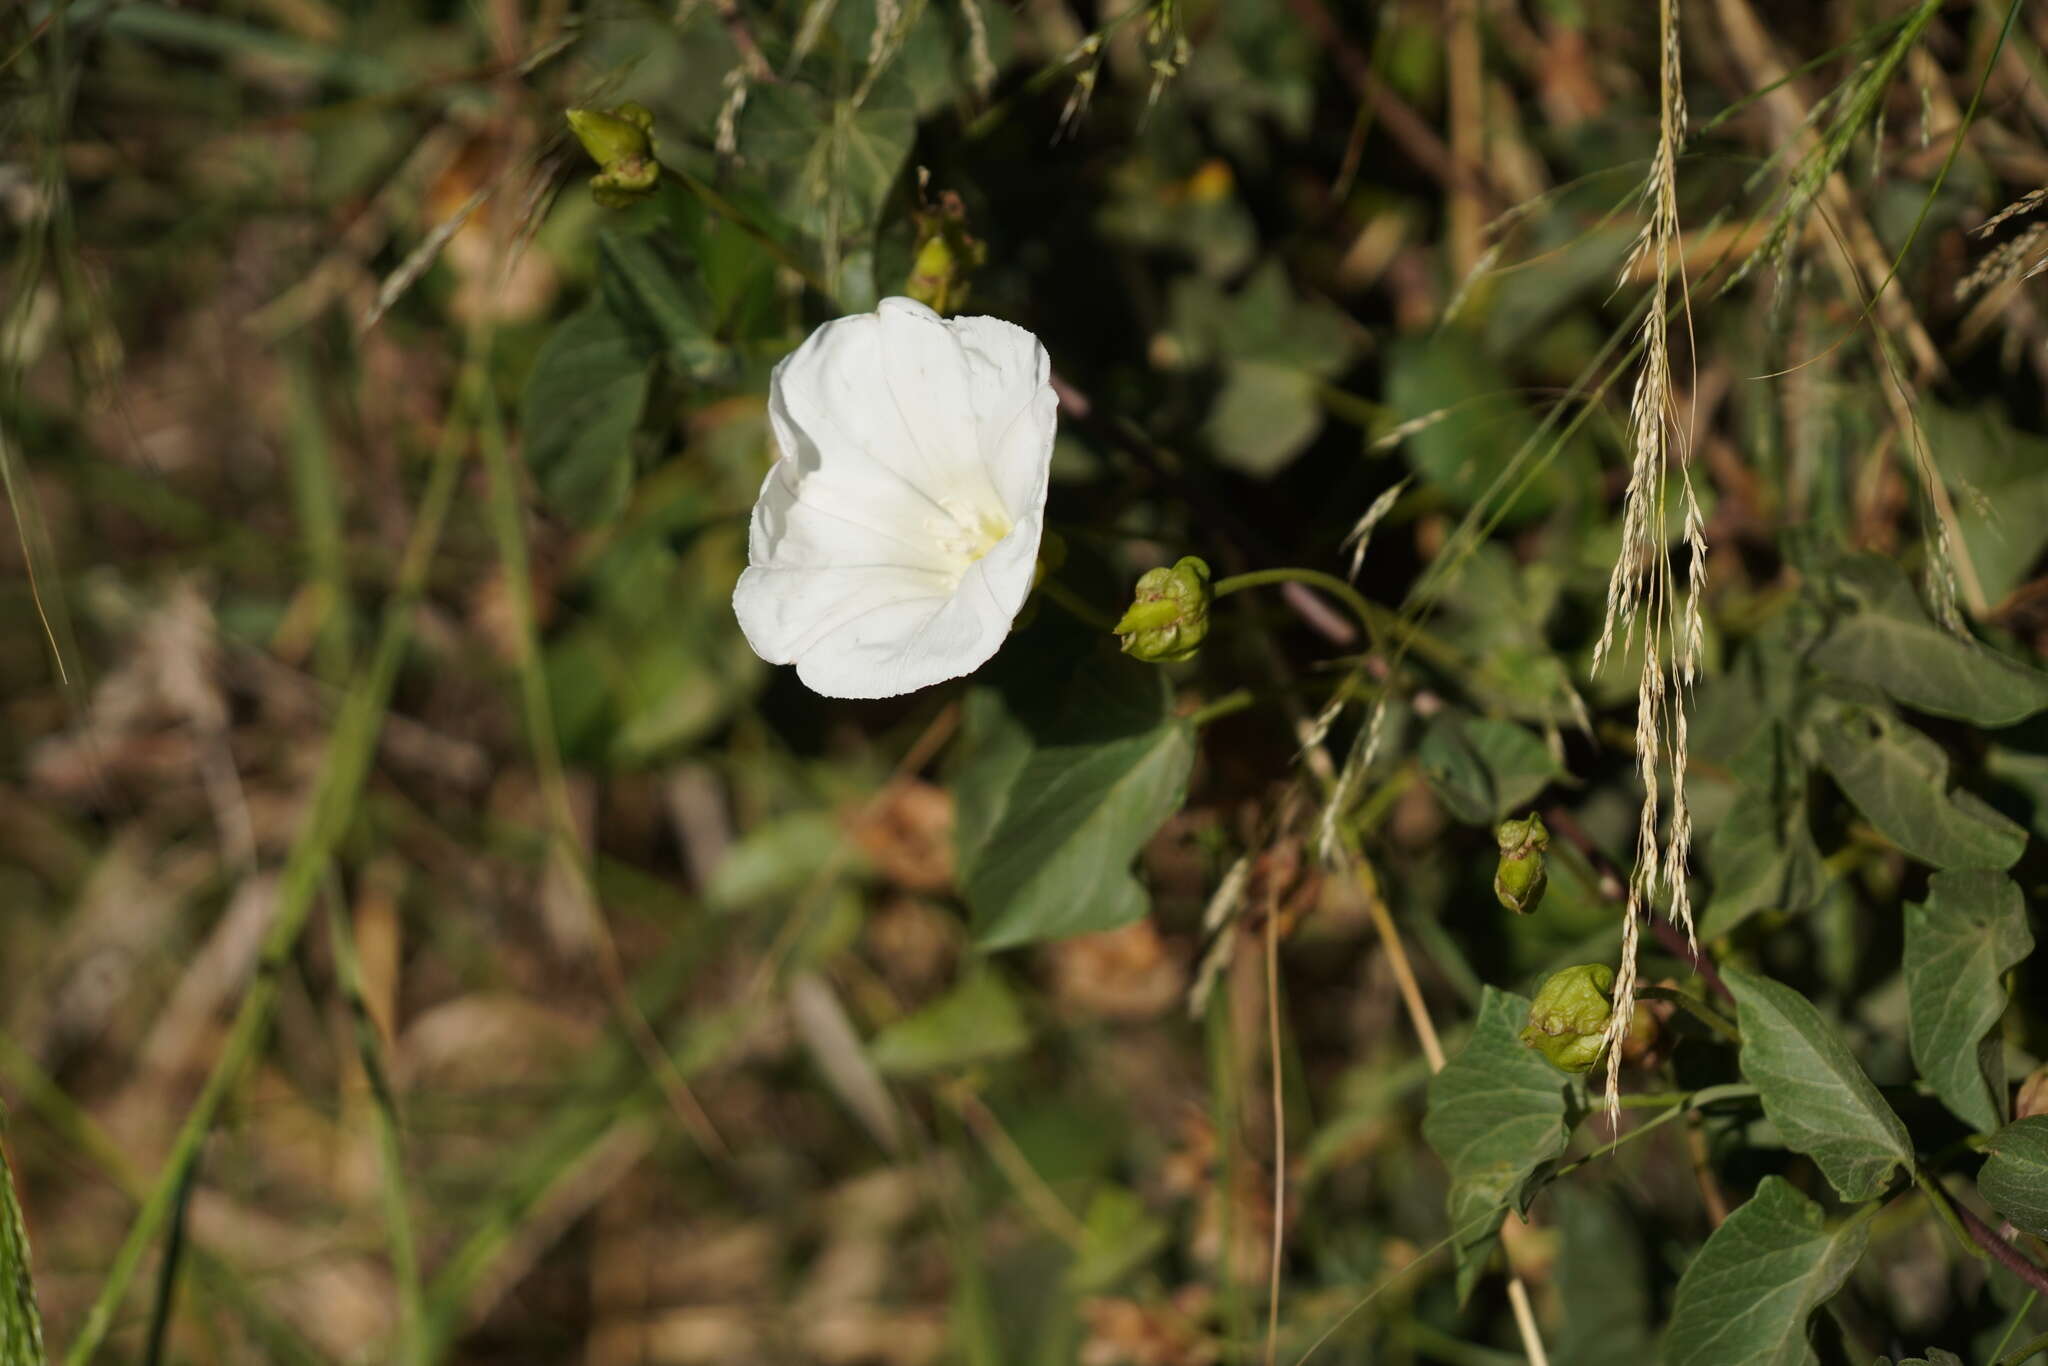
xmin=1920 ymin=402 xmax=2048 ymax=603
xmin=596 ymin=230 xmax=726 ymax=377
xmin=1813 ymin=611 xmax=2048 ymax=725
xmin=1419 ymin=713 xmax=1563 ymax=826
xmin=1811 ymin=556 xmax=2048 ymax=725
xmin=1385 ymin=330 xmax=1592 ymax=522
xmin=1663 ymin=1177 xmax=1870 ymax=1366
xmin=869 ymin=966 xmax=1030 ymax=1075
xmin=952 ymin=685 xmax=1033 ymax=880
xmin=1464 ymin=717 xmax=1566 ymax=814
xmin=1419 ymin=713 xmax=1494 ymax=826
xmin=1904 ymin=871 xmax=2033 ymax=1132
xmin=1814 ymin=707 xmax=2026 ymax=870
xmin=1422 ymin=987 xmax=1571 ymax=1301
xmin=519 ymin=302 xmax=649 ymax=526
xmin=1725 ymin=966 xmax=1913 ymax=1202
xmin=1700 ymin=793 xmax=1820 ymax=937
xmin=1552 ymin=1189 xmax=1653 ymax=1366
xmin=1702 ymin=722 xmax=1825 ymax=938
xmin=1978 ymin=1116 xmax=2048 ymax=1240
xmin=1986 ymin=746 xmax=2048 ymax=843
xmin=741 ymin=72 xmax=917 ymax=244
xmin=959 ymin=648 xmax=1195 ymax=950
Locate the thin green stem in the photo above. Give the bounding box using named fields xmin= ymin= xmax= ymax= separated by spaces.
xmin=285 ymin=348 xmax=354 ymax=682
xmin=61 ymin=352 xmax=475 ymax=1366
xmin=1213 ymin=568 xmax=1379 ymax=646
xmin=1998 ymin=1329 xmax=2048 ymax=1366
xmin=1187 ymin=688 xmax=1255 ymax=728
xmin=321 ymin=882 xmax=426 ymax=1366
xmin=1989 ymin=1290 xmax=2040 ymax=1363
xmin=1914 ymin=1167 xmax=1981 ymax=1265
xmin=1636 ymin=985 xmax=1741 ymax=1045
xmin=0 ymin=1037 xmax=324 ymax=1363
xmin=1036 ymin=575 xmax=1115 ymax=631
xmin=139 ymin=1162 xmax=196 ymax=1366
xmin=1212 ymin=567 xmax=1464 ymax=672
xmin=1552 ymin=1084 xmax=1756 ymax=1178
xmin=474 ymin=371 xmax=728 ymax=1159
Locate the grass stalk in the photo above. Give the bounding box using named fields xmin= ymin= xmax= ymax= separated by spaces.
xmin=471 ymin=373 xmax=730 ymax=1160
xmin=60 ymin=351 xmax=475 ymax=1365
xmin=1 ymin=1099 xmax=46 ymax=1365
xmin=321 ymin=882 xmax=426 ymax=1366
xmin=284 ymin=350 xmax=355 ymax=682
xmin=1262 ymin=907 xmax=1286 ymax=1366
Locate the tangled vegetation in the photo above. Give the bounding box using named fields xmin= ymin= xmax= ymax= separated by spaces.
xmin=6 ymin=0 xmax=2048 ymax=1362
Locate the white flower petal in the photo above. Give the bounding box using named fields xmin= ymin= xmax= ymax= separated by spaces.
xmin=748 ymin=444 xmax=954 ymax=576
xmin=733 ymin=298 xmax=1059 ymax=699
xmin=948 ymin=314 xmax=1058 ymax=520
xmin=959 ymin=506 xmax=1045 ymax=625
xmin=772 ymin=299 xmax=996 ymax=516
xmin=875 ymin=297 xmax=986 ymax=497
xmin=733 ymin=562 xmax=951 ymax=668
xmin=783 ymin=511 xmax=1044 ymax=699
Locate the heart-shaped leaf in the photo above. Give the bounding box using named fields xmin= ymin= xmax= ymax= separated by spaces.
xmin=1664 ymin=1177 xmax=1870 ymax=1366
xmin=1904 ymin=871 xmax=2033 ymax=1132
xmin=1725 ymin=966 xmax=1913 ymax=1203
xmin=1423 ymin=987 xmax=1571 ymax=1301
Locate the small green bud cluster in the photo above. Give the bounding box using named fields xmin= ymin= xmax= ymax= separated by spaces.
xmin=1493 ymin=812 xmax=1549 ymax=915
xmin=1114 ymin=556 xmax=1212 ymax=663
xmin=565 ymin=104 xmax=659 ymax=208
xmin=1520 ymin=962 xmax=1614 ymax=1074
xmin=904 ymin=190 xmax=988 ymax=317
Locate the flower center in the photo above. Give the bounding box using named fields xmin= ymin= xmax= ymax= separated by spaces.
xmin=926 ymin=497 xmax=1011 ymax=579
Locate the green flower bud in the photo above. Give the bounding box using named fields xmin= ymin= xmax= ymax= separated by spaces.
xmin=904 ymin=190 xmax=988 ymax=316
xmin=565 ymin=104 xmax=659 ymax=208
xmin=1519 ymin=962 xmax=1614 ymax=1074
xmin=1493 ymin=811 xmax=1550 ymax=915
xmin=1115 ymin=556 xmax=1212 ymax=663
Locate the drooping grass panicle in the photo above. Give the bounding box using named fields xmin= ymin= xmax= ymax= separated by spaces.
xmin=959 ymin=0 xmax=997 ymax=99
xmin=1977 ymin=186 xmax=2047 ymax=236
xmin=1315 ymin=694 xmax=1390 ymax=866
xmin=715 ymin=67 xmax=750 ymax=160
xmin=1341 ymin=478 xmax=1410 ymax=583
xmin=1956 ymin=219 xmax=2048 ymax=302
xmin=1594 ymin=0 xmax=1704 ymax=1123
xmin=1725 ymin=0 xmax=1941 ymax=294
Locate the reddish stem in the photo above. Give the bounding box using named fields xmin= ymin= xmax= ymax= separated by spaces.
xmin=1541 ymin=805 xmax=1731 ymax=1003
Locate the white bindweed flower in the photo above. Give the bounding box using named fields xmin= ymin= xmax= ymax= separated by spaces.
xmin=733 ymin=296 xmax=1058 ymax=699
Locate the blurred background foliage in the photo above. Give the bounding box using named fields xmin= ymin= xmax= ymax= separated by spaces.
xmin=4 ymin=0 xmax=2048 ymax=1361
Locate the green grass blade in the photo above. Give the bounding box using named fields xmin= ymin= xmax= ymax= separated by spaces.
xmin=1 ymin=1102 xmax=47 ymax=1366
